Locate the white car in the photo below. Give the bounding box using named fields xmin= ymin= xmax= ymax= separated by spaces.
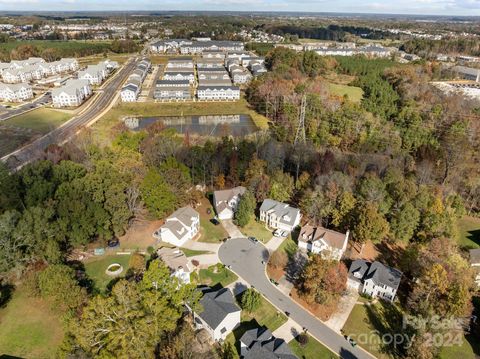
xmin=274 ymin=229 xmax=288 ymax=237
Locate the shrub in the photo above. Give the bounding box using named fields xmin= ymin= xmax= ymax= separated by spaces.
xmin=298 ymin=333 xmax=309 ymax=347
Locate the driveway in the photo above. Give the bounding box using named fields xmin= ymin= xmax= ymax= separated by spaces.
xmin=265 ymin=235 xmax=285 ymax=252
xmin=219 ymin=238 xmax=375 ymax=359
xmin=324 ymin=289 xmax=359 ymax=332
xmin=221 ymin=219 xmax=245 ymax=238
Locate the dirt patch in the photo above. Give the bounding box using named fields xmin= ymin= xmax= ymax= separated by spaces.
xmin=267 ymin=265 xmax=285 ymax=282
xmin=119 ymin=218 xmax=162 ymax=249
xmin=290 ymin=288 xmax=337 ymax=321
xmin=347 ymin=240 xmax=380 ymax=261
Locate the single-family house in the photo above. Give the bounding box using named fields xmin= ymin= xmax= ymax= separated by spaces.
xmin=298 ymin=225 xmax=349 ymax=261
xmin=240 ymin=327 xmax=298 ymax=359
xmin=348 ymin=260 xmax=402 ymax=302
xmin=191 ymin=287 xmax=241 ymax=341
xmin=153 ymin=206 xmax=200 ymax=247
xmin=259 ymin=199 xmax=301 ymax=232
xmin=157 ymin=247 xmax=192 ymax=284
xmin=213 ymin=186 xmax=246 ymax=220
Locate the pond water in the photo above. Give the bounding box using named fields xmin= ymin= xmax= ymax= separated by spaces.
xmin=124 ymin=114 xmax=258 ymax=137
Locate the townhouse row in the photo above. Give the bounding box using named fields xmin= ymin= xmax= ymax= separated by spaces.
xmin=120 ymin=58 xmax=152 ymax=102
xmin=0 ymin=57 xmax=79 ymax=83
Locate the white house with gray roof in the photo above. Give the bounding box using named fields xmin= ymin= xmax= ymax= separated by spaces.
xmin=0 ymin=82 xmax=33 ymax=102
xmin=197 ymin=85 xmax=240 ymax=101
xmin=213 ymin=186 xmax=246 ymax=220
xmin=348 ymin=260 xmax=402 ymax=302
xmin=52 ymin=79 xmax=91 ymax=107
xmin=157 ymin=247 xmax=192 ymax=284
xmin=259 ymin=199 xmax=301 ymax=232
xmin=153 ymin=206 xmax=200 ymax=247
xmin=298 ymin=225 xmax=349 ymax=260
xmin=240 ymin=327 xmax=298 ymax=359
xmin=191 ymin=287 xmax=241 ymax=341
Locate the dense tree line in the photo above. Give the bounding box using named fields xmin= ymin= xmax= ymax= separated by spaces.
xmin=401 ymin=37 xmax=480 ymax=58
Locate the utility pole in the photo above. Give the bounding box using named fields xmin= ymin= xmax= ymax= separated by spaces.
xmin=294 ymin=94 xmax=306 ymax=146
xmin=293 ymin=94 xmax=307 ymax=182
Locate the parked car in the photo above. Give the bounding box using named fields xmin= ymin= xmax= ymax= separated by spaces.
xmin=107 ymin=238 xmax=120 ymax=248
xmin=248 ymin=236 xmax=258 ymax=244
xmin=210 ymin=218 xmax=220 ymax=225
xmin=346 ymin=336 xmax=357 ymax=347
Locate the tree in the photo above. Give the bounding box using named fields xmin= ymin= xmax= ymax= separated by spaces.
xmin=220 ymin=341 xmax=236 ymax=359
xmin=235 ymin=191 xmax=256 ymax=227
xmin=298 ymin=255 xmax=347 ymax=305
xmin=37 ymin=264 xmax=86 ymax=313
xmin=297 ymin=332 xmax=309 ymax=347
xmin=352 ymin=202 xmax=390 ymax=250
xmin=241 ymin=288 xmax=261 ymax=313
xmin=141 ymin=168 xmax=176 ymax=218
xmin=63 ymin=259 xmax=201 ymax=358
xmin=390 ymin=203 xmax=420 ymax=242
xmin=269 ymin=250 xmax=288 ymax=269
xmin=268 ymin=170 xmax=294 ymax=202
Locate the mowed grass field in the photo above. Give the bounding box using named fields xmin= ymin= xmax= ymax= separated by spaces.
xmin=0 ymin=108 xmax=72 ymax=157
xmin=0 ymin=286 xmax=64 ymax=359
xmin=289 ymin=335 xmax=338 ymax=359
xmin=327 ymin=82 xmax=364 ymax=103
xmin=3 ymin=108 xmax=72 ymax=133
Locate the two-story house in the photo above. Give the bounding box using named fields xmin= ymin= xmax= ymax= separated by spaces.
xmin=298 ymin=225 xmax=349 ymax=261
xmin=259 ymin=199 xmax=301 ymax=232
xmin=157 ymin=247 xmax=192 ymax=284
xmin=240 ymin=327 xmax=298 ymax=359
xmin=153 ymin=206 xmax=200 ymax=247
xmin=348 ymin=260 xmax=402 ymax=302
xmin=213 ymin=186 xmax=246 ymax=220
xmin=191 ymin=287 xmax=241 ymax=341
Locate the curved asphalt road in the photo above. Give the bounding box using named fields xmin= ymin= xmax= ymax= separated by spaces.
xmin=2 ymin=58 xmax=138 ymax=170
xmin=219 ymin=238 xmax=375 ymax=359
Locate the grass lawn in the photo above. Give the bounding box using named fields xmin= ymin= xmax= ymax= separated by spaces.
xmin=199 ymin=264 xmax=238 ymax=287
xmin=241 ymin=219 xmax=273 ymax=243
xmin=327 ymin=82 xmax=363 ymax=103
xmin=179 ymin=248 xmax=212 ymax=257
xmin=84 ymin=254 xmax=132 ymax=293
xmin=342 ymin=302 xmax=405 ymax=359
xmin=439 ymin=333 xmax=479 ymax=359
xmin=240 ymin=294 xmax=287 ymax=332
xmin=289 ymin=335 xmax=338 ymax=359
xmin=456 ymin=215 xmax=480 ymax=249
xmin=197 ymin=198 xmax=229 ymax=243
xmin=4 ymin=108 xmax=72 ymax=133
xmin=0 ymin=286 xmax=64 ymax=359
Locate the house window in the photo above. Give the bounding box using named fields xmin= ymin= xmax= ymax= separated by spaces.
xmin=220 ymin=327 xmax=227 ymax=334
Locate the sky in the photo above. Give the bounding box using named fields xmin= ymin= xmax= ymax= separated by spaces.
xmin=0 ymin=0 xmax=479 ymax=16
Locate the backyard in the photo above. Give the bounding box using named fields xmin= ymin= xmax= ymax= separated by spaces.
xmin=456 ymin=215 xmax=480 ymax=250
xmin=289 ymin=334 xmax=338 ymax=359
xmin=83 ymin=254 xmax=132 ymax=293
xmin=199 ymin=264 xmax=238 ymax=287
xmin=0 ymin=286 xmax=64 ymax=359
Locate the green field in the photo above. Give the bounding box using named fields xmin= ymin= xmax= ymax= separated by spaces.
xmin=327 ymin=82 xmax=364 ymax=103
xmin=199 ymin=264 xmax=238 ymax=287
xmin=456 ymin=216 xmax=480 ymax=249
xmin=179 ymin=248 xmax=212 ymax=257
xmin=289 ymin=335 xmax=338 ymax=359
xmin=84 ymin=254 xmax=132 ymax=293
xmin=0 ymin=286 xmax=64 ymax=359
xmin=3 ymin=108 xmax=72 ymax=133
xmin=241 ymin=219 xmax=273 ymax=243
